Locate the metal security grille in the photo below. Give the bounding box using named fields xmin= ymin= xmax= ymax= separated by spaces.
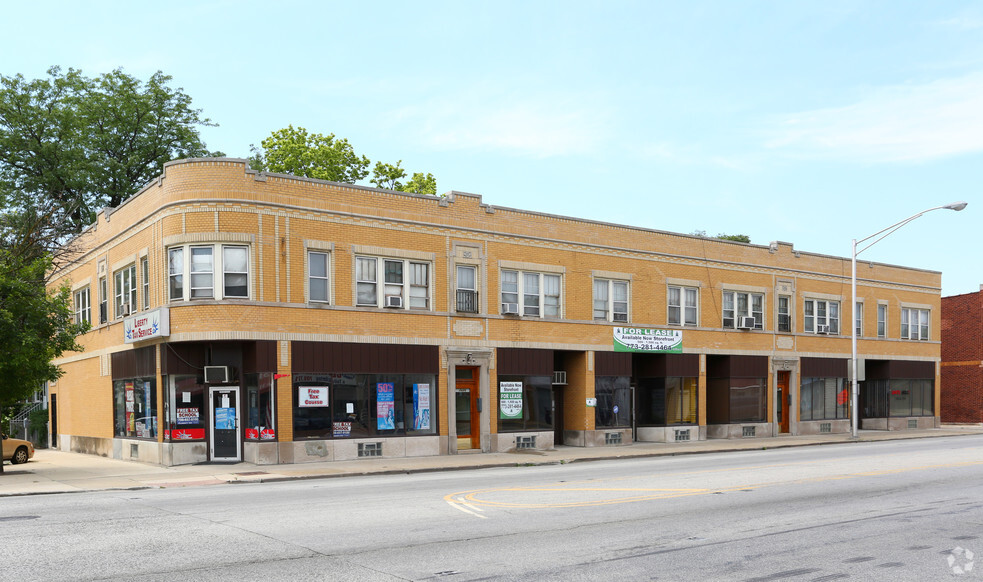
xmin=908 ymin=419 xmax=918 ymax=429
xmin=674 ymin=429 xmax=691 ymax=442
xmin=605 ymin=432 xmax=623 ymax=445
xmin=820 ymin=422 xmax=832 ymax=433
xmin=516 ymin=436 xmax=536 ymax=449
xmin=456 ymin=289 xmax=478 ymax=313
xmin=742 ymin=426 xmax=756 ymax=438
xmin=358 ymin=442 xmax=383 ymax=457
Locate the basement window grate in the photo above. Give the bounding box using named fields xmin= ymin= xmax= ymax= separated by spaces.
xmin=820 ymin=423 xmax=832 ymax=433
xmin=605 ymin=432 xmax=623 ymax=445
xmin=674 ymin=429 xmax=691 ymax=442
xmin=742 ymin=426 xmax=756 ymax=438
xmin=130 ymin=443 xmax=139 ymax=458
xmin=908 ymin=419 xmax=918 ymax=429
xmin=516 ymin=436 xmax=536 ymax=449
xmin=358 ymin=442 xmax=383 ymax=457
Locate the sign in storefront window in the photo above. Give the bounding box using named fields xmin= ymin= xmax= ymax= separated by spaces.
xmin=377 ymin=382 xmax=395 ymax=430
xmin=413 ymin=383 xmax=431 ymax=430
xmin=499 ymin=381 xmax=523 ymax=419
xmin=613 ymin=327 xmax=682 ymax=353
xmin=299 ymin=386 xmax=328 ymax=407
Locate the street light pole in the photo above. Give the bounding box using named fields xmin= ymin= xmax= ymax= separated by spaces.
xmin=850 ymin=201 xmax=968 ymax=439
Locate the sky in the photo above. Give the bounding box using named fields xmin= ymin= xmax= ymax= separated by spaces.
xmin=2 ymin=1 xmax=980 ymax=296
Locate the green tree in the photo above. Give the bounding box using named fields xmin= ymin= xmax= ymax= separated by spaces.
xmin=0 ymin=66 xmax=217 ymax=236
xmin=690 ymin=230 xmax=751 ymax=244
xmin=370 ymin=160 xmax=406 ymax=191
xmin=249 ymin=125 xmax=370 ymax=183
xmin=402 ymin=172 xmax=437 ymax=195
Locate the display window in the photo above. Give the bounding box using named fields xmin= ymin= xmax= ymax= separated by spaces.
xmin=166 ymin=375 xmax=206 ymax=440
xmin=113 ymin=378 xmax=157 ymax=439
xmin=497 ymin=375 xmax=553 ymax=432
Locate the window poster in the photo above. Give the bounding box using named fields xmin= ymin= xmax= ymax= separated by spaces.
xmin=377 ymin=382 xmax=395 ymax=430
xmin=299 ymin=386 xmax=329 ymax=407
xmin=413 ymin=383 xmax=431 ymax=430
xmin=214 ymin=407 xmax=235 ymax=430
xmin=500 ymin=381 xmax=523 ymax=419
xmin=125 ymin=381 xmax=135 ymax=432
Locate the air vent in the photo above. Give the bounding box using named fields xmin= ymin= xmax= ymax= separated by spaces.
xmin=605 ymin=432 xmax=623 ymax=445
xmin=552 ymin=371 xmax=567 ymax=385
xmin=674 ymin=429 xmax=691 ymax=442
xmin=742 ymin=426 xmax=756 ymax=438
xmin=516 ymin=436 xmax=536 ymax=449
xmin=130 ymin=443 xmax=139 ymax=458
xmin=358 ymin=442 xmax=382 ymax=457
xmin=908 ymin=419 xmax=918 ymax=429
xmin=820 ymin=422 xmax=832 ymax=433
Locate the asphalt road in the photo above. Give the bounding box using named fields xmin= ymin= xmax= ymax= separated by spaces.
xmin=2 ymin=435 xmax=981 ymax=581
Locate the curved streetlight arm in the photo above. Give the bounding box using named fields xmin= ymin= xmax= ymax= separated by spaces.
xmin=855 ymin=202 xmax=968 ymax=257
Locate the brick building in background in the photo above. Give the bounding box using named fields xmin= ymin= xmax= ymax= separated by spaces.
xmin=47 ymin=158 xmax=945 ymax=466
xmin=941 ymin=289 xmax=983 ymax=424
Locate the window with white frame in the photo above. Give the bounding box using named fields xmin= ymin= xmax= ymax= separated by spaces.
xmin=667 ymin=285 xmax=698 ymax=326
xmin=804 ymin=299 xmax=839 ymax=334
xmin=308 ymin=251 xmax=330 ymax=303
xmin=356 ymin=256 xmax=430 ymax=310
xmin=777 ymin=295 xmax=791 ymax=332
xmin=74 ymin=287 xmax=91 ymax=325
xmin=98 ymin=277 xmax=108 ymax=324
xmin=877 ymin=304 xmax=887 ymax=338
xmin=901 ymin=307 xmax=930 ymax=340
xmin=114 ymin=264 xmax=137 ymax=318
xmin=141 ymin=257 xmax=149 ymax=310
xmin=456 ymin=265 xmax=478 ymax=313
xmin=855 ymin=302 xmax=863 ymax=337
xmin=722 ymin=290 xmax=763 ymax=329
xmin=595 ymin=279 xmax=629 ymax=322
xmin=168 ymin=244 xmax=250 ymax=301
xmin=501 ymin=269 xmax=561 ymax=317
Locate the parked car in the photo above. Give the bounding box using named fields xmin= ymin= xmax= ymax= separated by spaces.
xmin=2 ymin=434 xmax=34 ymax=464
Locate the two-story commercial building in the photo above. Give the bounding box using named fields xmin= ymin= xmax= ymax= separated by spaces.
xmin=48 ymin=158 xmax=943 ymax=465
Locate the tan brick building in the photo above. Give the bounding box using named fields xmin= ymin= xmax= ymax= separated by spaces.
xmin=48 ymin=158 xmax=943 ymax=465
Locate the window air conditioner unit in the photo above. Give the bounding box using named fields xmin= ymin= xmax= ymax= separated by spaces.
xmin=552 ymin=371 xmax=567 ymax=385
xmin=502 ymin=302 xmax=519 ymax=315
xmin=612 ymin=313 xmax=628 ymax=323
xmin=738 ymin=316 xmax=755 ymax=329
xmin=204 ymin=366 xmax=230 ymax=383
xmin=384 ymin=296 xmax=403 ymax=308
xmin=816 ymin=324 xmax=830 ymax=334
xmin=120 ymin=303 xmax=132 ymax=317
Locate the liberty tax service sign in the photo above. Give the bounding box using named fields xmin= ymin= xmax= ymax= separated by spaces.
xmin=124 ymin=308 xmax=170 ymax=344
xmin=613 ymin=327 xmax=682 ymax=353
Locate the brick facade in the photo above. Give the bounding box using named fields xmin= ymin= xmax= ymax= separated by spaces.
xmin=941 ymin=290 xmax=983 ymax=423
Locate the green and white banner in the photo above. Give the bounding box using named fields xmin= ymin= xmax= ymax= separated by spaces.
xmin=613 ymin=327 xmax=683 ymax=353
xmin=499 ymin=381 xmax=523 ymax=419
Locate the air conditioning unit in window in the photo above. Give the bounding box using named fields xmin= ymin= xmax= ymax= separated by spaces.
xmin=738 ymin=316 xmax=756 ymax=329
xmin=816 ymin=324 xmax=830 ymax=334
xmin=612 ymin=313 xmax=628 ymax=323
xmin=204 ymin=366 xmax=230 ymax=383
xmin=501 ymin=302 xmax=519 ymax=315
xmin=384 ymin=296 xmax=403 ymax=308
xmin=120 ymin=303 xmax=132 ymax=317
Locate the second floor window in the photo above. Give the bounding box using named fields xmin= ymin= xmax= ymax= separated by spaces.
xmin=141 ymin=257 xmax=149 ymax=310
xmin=114 ymin=264 xmax=137 ymax=318
xmin=901 ymin=307 xmax=929 ymax=340
xmin=804 ymin=299 xmax=839 ymax=334
xmin=99 ymin=277 xmax=108 ymax=324
xmin=877 ymin=304 xmax=887 ymax=338
xmin=855 ymin=302 xmax=864 ymax=337
xmin=667 ymin=285 xmax=697 ymax=326
xmin=168 ymin=244 xmax=250 ymax=301
xmin=501 ymin=270 xmax=561 ymax=317
xmin=777 ymin=295 xmax=791 ymax=332
xmin=594 ymin=279 xmax=629 ymax=322
xmin=722 ymin=290 xmax=763 ymax=330
xmin=74 ymin=287 xmax=91 ymax=325
xmin=308 ymin=251 xmax=330 ymax=303
xmin=456 ymin=265 xmax=478 ymax=313
xmin=356 ymin=256 xmax=430 ymax=310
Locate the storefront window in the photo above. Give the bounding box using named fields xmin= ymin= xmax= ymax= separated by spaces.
xmin=595 ymin=376 xmax=631 ymax=428
xmin=245 ymin=373 xmax=276 ymax=440
xmin=166 ymin=375 xmax=206 ymax=440
xmin=863 ymin=379 xmax=934 ymax=418
xmin=498 ymin=375 xmax=553 ymax=432
xmin=708 ymin=378 xmax=766 ymax=424
xmin=637 ymin=377 xmax=698 ymax=426
xmin=113 ymin=378 xmax=157 ymax=438
xmin=293 ymin=374 xmax=437 ymax=439
xmin=800 ymin=377 xmax=849 ymax=421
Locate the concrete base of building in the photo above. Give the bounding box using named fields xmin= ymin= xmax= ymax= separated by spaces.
xmin=706 ymin=423 xmax=773 ymax=439
xmin=489 ymin=431 xmax=555 ymax=452
xmin=796 ymin=419 xmax=851 ymax=435
xmin=560 ymin=429 xmax=633 ymax=447
xmin=278 ymin=436 xmax=442 ymax=464
xmin=636 ymin=425 xmax=707 ymax=443
xmin=861 ymin=416 xmax=940 ymax=430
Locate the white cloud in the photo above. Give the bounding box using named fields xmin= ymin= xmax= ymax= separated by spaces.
xmin=764 ymin=71 xmax=983 ymax=163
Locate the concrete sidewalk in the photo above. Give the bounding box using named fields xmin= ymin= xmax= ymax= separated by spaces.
xmin=3 ymin=425 xmax=982 ymax=497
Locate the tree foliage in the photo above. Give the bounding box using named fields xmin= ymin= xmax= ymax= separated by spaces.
xmin=249 ymin=125 xmax=370 ymax=184
xmin=251 ymin=127 xmax=438 ymax=194
xmin=691 ymin=230 xmax=751 ymax=244
xmin=0 ymin=66 xmax=217 ymax=236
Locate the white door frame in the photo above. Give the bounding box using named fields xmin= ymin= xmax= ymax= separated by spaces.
xmin=208 ymin=386 xmax=241 ymax=462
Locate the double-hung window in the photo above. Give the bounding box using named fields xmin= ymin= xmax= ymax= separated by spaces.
xmin=667 ymin=285 xmax=697 ymax=326
xmin=114 ymin=264 xmax=137 ymax=318
xmin=308 ymin=251 xmax=330 ymax=303
xmin=777 ymin=295 xmax=791 ymax=332
xmin=877 ymin=304 xmax=887 ymax=338
xmin=74 ymin=287 xmax=91 ymax=325
xmin=356 ymin=256 xmax=430 ymax=310
xmin=804 ymin=299 xmax=839 ymax=334
xmin=141 ymin=257 xmax=149 ymax=310
xmin=855 ymin=302 xmax=864 ymax=337
xmin=722 ymin=290 xmax=763 ymax=330
xmin=594 ymin=279 xmax=629 ymax=322
xmin=168 ymin=244 xmax=250 ymax=301
xmin=501 ymin=269 xmax=561 ymax=317
xmin=456 ymin=265 xmax=478 ymax=313
xmin=901 ymin=307 xmax=930 ymax=340
xmin=98 ymin=277 xmax=108 ymax=324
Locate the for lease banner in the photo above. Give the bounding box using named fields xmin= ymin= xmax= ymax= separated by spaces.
xmin=613 ymin=327 xmax=683 ymax=353
xmin=499 ymin=381 xmax=523 ymax=419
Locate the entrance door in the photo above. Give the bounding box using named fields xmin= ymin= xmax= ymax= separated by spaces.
xmin=209 ymin=386 xmax=241 ymax=462
xmin=455 ymin=367 xmax=480 ymax=450
xmin=777 ymin=371 xmax=790 ymax=433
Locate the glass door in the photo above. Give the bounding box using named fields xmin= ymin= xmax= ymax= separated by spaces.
xmin=209 ymin=386 xmax=240 ymax=461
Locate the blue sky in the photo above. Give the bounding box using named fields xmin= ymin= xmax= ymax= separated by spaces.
xmin=3 ymin=1 xmax=980 ymax=296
